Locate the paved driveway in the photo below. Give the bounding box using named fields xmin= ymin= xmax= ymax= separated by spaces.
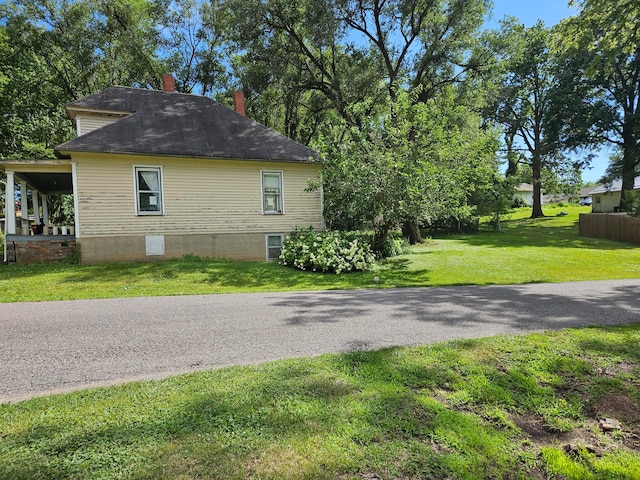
xmin=2 ymin=279 xmax=639 ymax=403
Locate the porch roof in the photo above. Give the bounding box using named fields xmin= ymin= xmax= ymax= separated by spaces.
xmin=0 ymin=159 xmax=73 ymax=195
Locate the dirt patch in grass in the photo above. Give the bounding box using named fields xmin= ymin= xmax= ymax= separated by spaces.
xmin=513 ymin=392 xmax=640 ymax=456
xmin=593 ymin=393 xmax=640 ymax=451
xmin=593 ymin=393 xmax=640 ymax=426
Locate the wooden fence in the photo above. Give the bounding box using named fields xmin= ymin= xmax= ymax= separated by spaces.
xmin=579 ymin=213 xmax=640 ymax=245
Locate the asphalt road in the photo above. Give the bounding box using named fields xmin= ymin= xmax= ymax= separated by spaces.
xmin=2 ymin=279 xmax=639 ymax=403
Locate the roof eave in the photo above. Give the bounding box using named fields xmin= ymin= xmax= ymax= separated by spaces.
xmin=54 ymin=148 xmax=319 ymax=164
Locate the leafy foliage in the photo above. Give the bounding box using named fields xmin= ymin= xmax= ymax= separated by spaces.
xmin=471 ymin=174 xmax=515 ymax=232
xmin=552 ymin=0 xmax=640 ymax=209
xmin=279 ymin=228 xmax=376 ymax=274
xmin=317 ymin=88 xmax=500 ymax=246
xmin=624 ymin=191 xmax=640 ymax=218
xmin=49 ymin=194 xmax=75 ymax=226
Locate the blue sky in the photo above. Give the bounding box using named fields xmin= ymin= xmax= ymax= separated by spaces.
xmin=488 ymin=0 xmax=610 ymax=183
xmin=489 ymin=0 xmax=578 ymax=28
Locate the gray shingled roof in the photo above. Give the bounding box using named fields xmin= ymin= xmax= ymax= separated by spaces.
xmin=590 ymin=177 xmax=640 ymax=195
xmin=55 ymin=87 xmax=318 ymax=162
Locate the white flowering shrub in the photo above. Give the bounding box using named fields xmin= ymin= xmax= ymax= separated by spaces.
xmin=280 ymin=228 xmax=377 ymax=274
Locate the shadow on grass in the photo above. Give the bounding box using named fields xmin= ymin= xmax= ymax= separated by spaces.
xmin=577 ymin=325 xmax=640 ymax=363
xmin=0 ymin=259 xmax=369 ymax=290
xmin=0 ymin=352 xmax=516 ymax=479
xmin=2 ymin=356 xmax=445 ymax=479
xmin=48 ymin=258 xmax=426 ymax=292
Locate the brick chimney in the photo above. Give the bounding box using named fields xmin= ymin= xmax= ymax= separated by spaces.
xmin=162 ymin=74 xmax=175 ymax=92
xmin=233 ymin=91 xmax=245 ymax=116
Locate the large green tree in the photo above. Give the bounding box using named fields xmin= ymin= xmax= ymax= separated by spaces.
xmin=485 ymin=20 xmax=572 ymax=218
xmin=229 ymin=0 xmax=495 ymax=242
xmin=551 ymin=0 xmax=640 ymax=210
xmin=319 ymin=88 xmax=499 ymax=250
xmin=0 ymin=23 xmax=73 ymax=159
xmin=0 ymin=0 xmax=175 ymax=161
xmin=227 ymin=0 xmax=385 ymax=139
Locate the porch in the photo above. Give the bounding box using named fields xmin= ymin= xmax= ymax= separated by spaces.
xmin=2 ymin=159 xmax=78 ymax=264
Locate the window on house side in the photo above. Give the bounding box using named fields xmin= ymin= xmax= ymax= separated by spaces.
xmin=262 ymin=171 xmax=283 ymax=214
xmin=266 ymin=234 xmax=284 ymax=261
xmin=135 ymin=166 xmax=163 ymax=215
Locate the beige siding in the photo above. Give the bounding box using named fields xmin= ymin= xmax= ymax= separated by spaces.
xmin=76 ymin=113 xmax=126 ymax=136
xmin=592 ymin=192 xmax=621 ymax=213
xmin=74 ymin=153 xmax=323 ymax=239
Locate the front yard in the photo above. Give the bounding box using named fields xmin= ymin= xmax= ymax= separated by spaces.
xmin=2 ymin=205 xmax=639 ymax=302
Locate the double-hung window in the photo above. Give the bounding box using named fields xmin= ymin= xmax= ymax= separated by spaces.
xmin=135 ymin=166 xmax=163 ymax=215
xmin=262 ymin=171 xmax=283 ymax=214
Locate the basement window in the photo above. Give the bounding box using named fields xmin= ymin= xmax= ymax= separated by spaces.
xmin=266 ymin=234 xmax=284 ymax=261
xmin=135 ymin=166 xmax=164 ymax=215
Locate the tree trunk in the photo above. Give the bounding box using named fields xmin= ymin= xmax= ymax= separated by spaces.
xmin=505 ymin=130 xmax=519 ymax=177
xmin=619 ymin=121 xmax=638 ymax=211
xmin=494 ymin=212 xmax=502 ymax=232
xmin=373 ymin=222 xmax=391 ymax=256
xmin=530 ymin=153 xmax=544 ymax=218
xmin=402 ymin=219 xmax=424 ymax=245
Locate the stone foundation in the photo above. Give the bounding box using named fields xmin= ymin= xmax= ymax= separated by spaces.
xmin=77 ymin=232 xmax=280 ymax=264
xmin=6 ymin=236 xmax=77 ymax=264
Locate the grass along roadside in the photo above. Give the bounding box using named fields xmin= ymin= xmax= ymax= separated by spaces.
xmin=1 ymin=325 xmax=639 ymax=479
xmin=2 ymin=205 xmax=640 ymax=302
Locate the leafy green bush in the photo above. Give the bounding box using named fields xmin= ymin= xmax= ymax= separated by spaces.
xmin=511 ymin=195 xmax=528 ymax=208
xmin=280 ymin=228 xmax=376 ymax=274
xmin=626 ymin=190 xmax=640 ymax=217
xmin=368 ymin=231 xmax=410 ymax=258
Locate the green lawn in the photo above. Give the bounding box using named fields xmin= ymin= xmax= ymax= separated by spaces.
xmin=1 ymin=325 xmax=639 ymax=479
xmin=1 ymin=205 xmax=639 ymax=302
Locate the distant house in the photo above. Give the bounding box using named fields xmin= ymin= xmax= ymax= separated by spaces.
xmin=1 ymin=75 xmax=323 ymax=264
xmin=514 ymin=183 xmax=544 ymax=206
xmin=590 ymin=177 xmax=640 ymax=213
xmin=579 ymin=185 xmax=599 ymax=206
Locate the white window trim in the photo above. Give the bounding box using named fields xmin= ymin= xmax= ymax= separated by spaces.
xmin=261 ymin=170 xmax=284 ymax=215
xmin=133 ymin=165 xmax=165 ymax=216
xmin=265 ymin=233 xmax=284 ymax=261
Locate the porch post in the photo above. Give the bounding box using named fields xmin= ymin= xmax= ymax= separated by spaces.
xmin=72 ymin=161 xmax=80 ymax=238
xmin=32 ymin=189 xmax=40 ymax=225
xmin=5 ymin=171 xmax=16 ymax=235
xmin=20 ymin=180 xmax=28 ymax=234
xmin=41 ymin=193 xmax=49 ymax=226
